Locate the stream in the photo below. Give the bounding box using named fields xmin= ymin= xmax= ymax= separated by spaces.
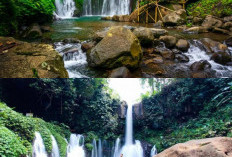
xmin=43 ymin=16 xmax=232 ymax=78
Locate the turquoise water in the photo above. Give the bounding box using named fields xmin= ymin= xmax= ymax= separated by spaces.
xmin=48 ymin=16 xmax=152 ymax=41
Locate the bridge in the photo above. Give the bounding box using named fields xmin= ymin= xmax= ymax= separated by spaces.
xmin=136 ymin=0 xmax=188 ymax=23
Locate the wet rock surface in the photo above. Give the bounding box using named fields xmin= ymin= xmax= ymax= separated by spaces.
xmin=0 ymin=37 xmax=68 ymax=78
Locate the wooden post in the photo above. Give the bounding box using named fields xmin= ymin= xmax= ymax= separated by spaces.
xmin=138 ymin=0 xmax=140 ymax=23
xmin=146 ymin=0 xmax=149 ymax=23
xmin=155 ymin=0 xmax=158 ymax=23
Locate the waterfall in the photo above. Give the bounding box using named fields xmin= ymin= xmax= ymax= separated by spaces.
xmin=33 ymin=132 xmax=48 ymax=157
xmin=54 ymin=0 xmax=76 ymax=18
xmin=119 ymin=104 xmax=144 ymax=157
xmin=83 ymin=0 xmax=130 ymax=16
xmin=150 ymin=145 xmax=157 ymax=157
xmin=98 ymin=139 xmax=103 ymax=157
xmin=67 ymin=134 xmax=85 ymax=157
xmin=91 ymin=139 xmax=98 ymax=157
xmin=51 ymin=135 xmax=60 ymax=157
xmin=113 ymin=138 xmax=121 ymax=157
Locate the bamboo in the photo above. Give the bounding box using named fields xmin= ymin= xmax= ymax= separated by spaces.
xmin=138 ymin=0 xmax=140 ymax=22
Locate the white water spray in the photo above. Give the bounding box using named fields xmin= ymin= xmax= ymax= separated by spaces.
xmin=150 ymin=145 xmax=157 ymax=157
xmin=55 ymin=0 xmax=76 ymax=18
xmin=32 ymin=132 xmax=48 ymax=157
xmin=113 ymin=138 xmax=121 ymax=157
xmin=67 ymin=134 xmax=85 ymax=157
xmin=51 ymin=135 xmax=60 ymax=157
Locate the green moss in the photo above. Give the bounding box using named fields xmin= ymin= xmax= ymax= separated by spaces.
xmin=187 ymin=0 xmax=232 ymax=18
xmin=85 ymin=143 xmax=93 ymax=151
xmin=0 ymin=126 xmax=28 ymax=157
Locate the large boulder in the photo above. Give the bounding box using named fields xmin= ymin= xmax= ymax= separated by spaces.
xmin=163 ymin=9 xmax=186 ymax=26
xmin=87 ymin=26 xmax=142 ymax=69
xmin=0 ymin=37 xmax=68 ymax=78
xmin=202 ymin=15 xmax=223 ymax=28
xmin=176 ymin=39 xmax=190 ymax=51
xmin=159 ymin=36 xmax=177 ymax=48
xmin=133 ymin=27 xmax=154 ymax=47
xmin=22 ymin=23 xmax=42 ymax=39
xmin=119 ymin=15 xmax=130 ymax=22
xmin=155 ymin=137 xmax=232 ymax=157
xmin=190 ymin=60 xmax=211 ymax=71
xmin=211 ymin=52 xmax=232 ymax=65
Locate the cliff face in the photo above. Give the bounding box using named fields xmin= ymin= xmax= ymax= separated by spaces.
xmin=118 ymin=101 xmax=144 ymax=119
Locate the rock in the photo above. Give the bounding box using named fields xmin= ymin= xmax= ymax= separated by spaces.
xmin=40 ymin=26 xmax=52 ymax=32
xmin=119 ymin=15 xmax=130 ymax=22
xmin=223 ymin=22 xmax=232 ymax=30
xmin=22 ymin=23 xmax=42 ymax=39
xmin=87 ymin=26 xmax=142 ymax=69
xmin=201 ymin=38 xmax=228 ymax=54
xmin=190 ymin=60 xmax=211 ymax=71
xmin=101 ymin=16 xmax=112 ymax=21
xmin=202 ymin=15 xmax=223 ymax=28
xmin=225 ymin=36 xmax=232 ymax=47
xmin=64 ymin=48 xmax=79 ymax=54
xmin=63 ymin=38 xmax=80 ymax=43
xmin=109 ymin=66 xmax=131 ymax=78
xmin=176 ymin=39 xmax=190 ymax=51
xmin=153 ymin=21 xmax=163 ymax=28
xmin=159 ymin=36 xmax=177 ymax=48
xmin=155 ymin=137 xmax=232 ymax=157
xmin=193 ymin=17 xmax=203 ymax=25
xmin=112 ymin=15 xmax=120 ymax=21
xmin=149 ymin=28 xmax=167 ymax=38
xmin=145 ymin=55 xmax=163 ymax=64
xmin=163 ymin=9 xmax=186 ymax=26
xmin=93 ymin=30 xmax=108 ymax=42
xmin=184 ymin=26 xmax=209 ymax=34
xmin=175 ymin=54 xmax=189 ymax=63
xmin=133 ymin=27 xmax=154 ymax=47
xmin=192 ymin=72 xmax=209 ymax=78
xmin=160 ymin=49 xmax=175 ymax=60
xmin=81 ymin=42 xmax=95 ymax=52
xmin=224 ymin=15 xmax=232 ymax=22
xmin=211 ymin=52 xmax=231 ymax=65
xmin=0 ymin=37 xmax=68 ymax=78
xmin=212 ymin=27 xmax=230 ymax=35
xmin=172 ymin=48 xmax=182 ymax=54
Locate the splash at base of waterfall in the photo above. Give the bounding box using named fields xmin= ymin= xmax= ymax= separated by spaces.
xmin=120 ymin=140 xmax=143 ymax=157
xmin=67 ymin=134 xmax=85 ymax=157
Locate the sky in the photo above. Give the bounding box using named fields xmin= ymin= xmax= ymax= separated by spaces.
xmin=108 ymin=79 xmax=149 ymax=105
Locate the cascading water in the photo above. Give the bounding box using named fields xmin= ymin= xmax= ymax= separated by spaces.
xmin=83 ymin=0 xmax=130 ymax=16
xmin=51 ymin=135 xmax=60 ymax=157
xmin=33 ymin=132 xmax=48 ymax=157
xmin=67 ymin=134 xmax=85 ymax=157
xmin=150 ymin=145 xmax=157 ymax=157
xmin=54 ymin=0 xmax=76 ymax=18
xmin=119 ymin=104 xmax=144 ymax=157
xmin=113 ymin=138 xmax=121 ymax=157
xmin=186 ymin=40 xmax=232 ymax=77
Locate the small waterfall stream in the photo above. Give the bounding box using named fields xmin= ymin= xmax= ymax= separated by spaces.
xmin=54 ymin=0 xmax=76 ymax=18
xmin=83 ymin=0 xmax=130 ymax=16
xmin=150 ymin=145 xmax=157 ymax=157
xmin=33 ymin=132 xmax=48 ymax=157
xmin=51 ymin=135 xmax=60 ymax=157
xmin=67 ymin=134 xmax=85 ymax=157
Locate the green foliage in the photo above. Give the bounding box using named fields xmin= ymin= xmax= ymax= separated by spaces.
xmin=0 ymin=102 xmax=71 ymax=156
xmin=187 ymin=0 xmax=232 ymax=18
xmin=0 ymin=126 xmax=28 ymax=157
xmin=135 ymin=79 xmax=232 ymax=152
